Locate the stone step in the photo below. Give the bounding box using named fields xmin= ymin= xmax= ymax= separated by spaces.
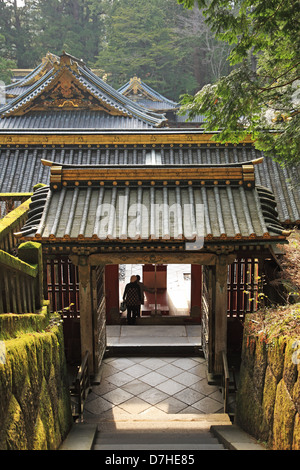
xmin=93 ymin=443 xmax=225 ymax=450
xmin=92 ymin=413 xmax=231 ymax=451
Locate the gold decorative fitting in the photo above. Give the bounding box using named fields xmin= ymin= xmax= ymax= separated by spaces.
xmin=0 ymin=132 xmax=254 ymax=146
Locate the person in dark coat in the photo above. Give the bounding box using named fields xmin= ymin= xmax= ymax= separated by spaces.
xmin=123 ymin=275 xmax=142 ymax=325
xmin=136 ymin=274 xmax=155 ymax=317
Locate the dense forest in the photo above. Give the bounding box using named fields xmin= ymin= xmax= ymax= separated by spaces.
xmin=0 ymin=0 xmax=232 ymax=99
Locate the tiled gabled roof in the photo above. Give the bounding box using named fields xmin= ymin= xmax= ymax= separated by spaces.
xmin=16 ymin=158 xmax=290 ymax=244
xmin=118 ymin=77 xmax=179 ymax=111
xmin=1 ymin=142 xmax=299 ymax=225
xmin=0 ymin=53 xmax=167 ymax=129
xmin=4 ymin=53 xmax=60 ymax=102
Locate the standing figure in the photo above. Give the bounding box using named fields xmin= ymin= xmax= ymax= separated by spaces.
xmin=123 ymin=275 xmax=141 ymax=325
xmin=136 ymin=274 xmax=155 ymax=318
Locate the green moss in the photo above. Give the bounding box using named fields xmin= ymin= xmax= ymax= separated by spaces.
xmin=267 ymin=336 xmax=286 ymax=382
xmin=32 ymin=414 xmax=48 ymax=450
xmin=0 ymin=249 xmax=37 ymax=277
xmin=33 ymin=183 xmax=47 ymax=191
xmin=273 ymin=379 xmax=297 ymax=450
xmin=38 ymin=377 xmax=58 ymax=450
xmin=293 ymin=413 xmax=300 ymax=450
xmin=261 ymin=365 xmax=277 ymax=445
xmin=236 ymin=365 xmax=264 ymax=439
xmin=0 ymin=199 xmax=30 ymax=240
xmin=0 ymin=302 xmax=51 ymax=340
xmin=0 ymin=318 xmax=72 ymax=450
xmin=283 ymin=339 xmax=298 ymax=394
xmin=5 ymin=395 xmax=28 ymax=450
xmin=18 ymin=241 xmax=42 ymax=265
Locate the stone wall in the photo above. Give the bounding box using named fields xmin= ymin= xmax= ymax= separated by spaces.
xmin=0 ymin=304 xmax=73 ymax=450
xmin=236 ymin=315 xmax=300 ymax=450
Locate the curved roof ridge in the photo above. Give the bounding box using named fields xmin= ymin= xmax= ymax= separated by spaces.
xmin=1 ymin=53 xmax=167 ymax=128
xmin=118 ymin=77 xmax=178 ymax=108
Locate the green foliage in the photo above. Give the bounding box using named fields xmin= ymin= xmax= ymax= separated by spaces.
xmin=96 ymin=0 xmax=195 ymax=99
xmin=0 ymin=0 xmax=107 ymax=68
xmin=0 ymin=0 xmax=232 ymax=100
xmin=0 ymin=32 xmax=15 ymax=83
xmin=178 ymin=0 xmax=300 ymax=166
xmin=96 ymin=0 xmax=232 ymax=100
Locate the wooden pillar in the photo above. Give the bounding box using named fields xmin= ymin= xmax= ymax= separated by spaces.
xmin=77 ymin=256 xmax=94 ymax=374
xmin=191 ymin=264 xmax=202 ymax=320
xmin=105 ymin=265 xmax=119 ymax=324
xmin=213 ymin=255 xmax=231 ymax=376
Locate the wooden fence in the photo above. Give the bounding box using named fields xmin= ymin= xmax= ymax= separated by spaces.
xmin=0 ymin=197 xmax=43 ymax=314
xmin=0 ymin=198 xmax=31 ymax=254
xmin=0 ymin=249 xmax=38 ymax=314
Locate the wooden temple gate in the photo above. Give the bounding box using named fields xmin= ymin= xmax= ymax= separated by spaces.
xmin=63 ymin=251 xmax=236 ymax=376
xmin=44 ymin=254 xmax=260 ymax=366
xmin=16 ymin=157 xmax=289 ymax=378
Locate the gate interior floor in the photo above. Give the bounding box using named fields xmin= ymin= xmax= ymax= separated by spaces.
xmin=83 ymin=356 xmax=226 ymax=422
xmin=106 ymin=325 xmax=201 ymax=348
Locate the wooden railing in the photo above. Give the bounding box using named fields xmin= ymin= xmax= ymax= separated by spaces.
xmin=0 ymin=198 xmax=31 ymax=254
xmin=71 ymin=351 xmax=91 ymax=420
xmin=0 ymin=193 xmax=32 ymax=220
xmin=221 ymin=350 xmax=237 ymax=416
xmin=0 ymin=249 xmax=38 ymax=314
xmin=221 ymin=351 xmax=230 ymax=414
xmin=0 ymin=198 xmax=44 ymax=314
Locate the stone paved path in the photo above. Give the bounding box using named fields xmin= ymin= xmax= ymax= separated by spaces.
xmin=83 ymin=355 xmax=224 ymax=421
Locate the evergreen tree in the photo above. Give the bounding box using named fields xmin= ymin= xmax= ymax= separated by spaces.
xmin=96 ymin=0 xmax=197 ymax=100
xmin=178 ymin=0 xmax=300 ymax=165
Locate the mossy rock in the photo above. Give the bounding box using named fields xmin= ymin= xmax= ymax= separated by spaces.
xmin=283 ymin=339 xmax=298 ymax=394
xmin=267 ymin=337 xmax=286 ymax=383
xmin=42 ymin=334 xmax=53 ymax=382
xmin=32 ymin=414 xmax=48 ymax=450
xmin=253 ymin=336 xmax=268 ymax=403
xmin=236 ymin=367 xmax=264 ymax=438
xmin=273 ymin=378 xmax=297 ymax=450
xmin=261 ymin=365 xmax=277 ymax=445
xmin=38 ymin=377 xmax=60 ymax=450
xmin=6 ymin=338 xmax=29 ymax=401
xmin=0 ymin=362 xmax=12 ymax=432
xmin=293 ymin=367 xmax=300 ymax=415
xmin=17 ymin=375 xmax=36 ymax=448
xmin=0 ymin=321 xmax=72 ymax=450
xmin=293 ymin=413 xmax=300 ymax=450
xmin=5 ymin=395 xmax=28 ymax=450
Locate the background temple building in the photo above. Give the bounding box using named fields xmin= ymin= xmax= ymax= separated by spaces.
xmin=0 ymin=52 xmax=299 ymax=377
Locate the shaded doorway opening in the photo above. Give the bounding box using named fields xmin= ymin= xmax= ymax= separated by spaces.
xmin=119 ymin=264 xmax=192 ymax=318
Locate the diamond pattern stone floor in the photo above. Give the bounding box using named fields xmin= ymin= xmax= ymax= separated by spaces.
xmin=83 ymin=356 xmax=224 ymax=420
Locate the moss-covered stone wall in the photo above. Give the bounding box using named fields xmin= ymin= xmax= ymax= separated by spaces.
xmin=0 ymin=305 xmax=73 ymax=450
xmin=236 ymin=314 xmax=300 ymax=450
